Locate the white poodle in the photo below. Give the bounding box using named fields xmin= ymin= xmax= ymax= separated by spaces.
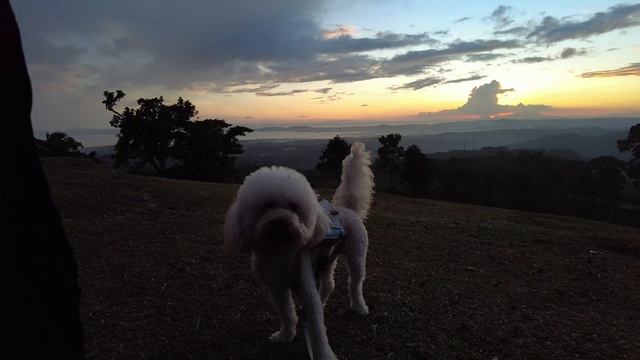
xmin=223 ymin=142 xmax=374 ymax=359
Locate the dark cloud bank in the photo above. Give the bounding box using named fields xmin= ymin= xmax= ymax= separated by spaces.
xmin=10 ymin=1 xmax=640 ymax=128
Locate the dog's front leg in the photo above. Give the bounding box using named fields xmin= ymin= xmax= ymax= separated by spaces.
xmin=269 ymin=286 xmax=298 ymax=343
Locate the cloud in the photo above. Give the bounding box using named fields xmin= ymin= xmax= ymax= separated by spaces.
xmin=265 ymin=53 xmax=381 ymax=83
xmin=316 ymin=31 xmax=438 ymax=54
xmin=323 ymin=25 xmax=358 ymax=39
xmin=254 ymin=87 xmax=334 ymax=96
xmin=255 ymin=89 xmax=309 ymax=96
xmin=527 ymin=3 xmax=640 ymax=43
xmin=390 ymin=39 xmax=520 ymax=63
xmin=560 ymin=47 xmax=587 ymax=59
xmin=485 ymin=5 xmax=515 ymax=29
xmin=493 ymin=26 xmax=529 ymax=36
xmin=313 ymin=87 xmax=332 ymax=94
xmin=361 ymin=104 xmax=369 ymax=107
xmin=22 ymin=35 xmax=87 ymax=66
xmin=580 ymin=63 xmax=640 ymax=78
xmin=443 ymin=75 xmax=487 ymax=84
xmin=313 ymin=93 xmax=342 ymax=103
xmin=98 ymin=37 xmax=138 ymax=57
xmin=512 ymin=47 xmax=588 ymax=63
xmin=420 ymin=80 xmax=551 ymax=120
xmin=390 ymin=76 xmax=444 ymax=90
xmin=454 ymin=17 xmax=471 ymax=23
xmin=460 ymin=80 xmax=514 ymax=115
xmin=383 ymin=39 xmax=521 ymax=77
xmin=512 ymin=56 xmax=554 ymax=63
xmin=217 ymin=84 xmax=280 ymax=93
xmin=464 ymin=53 xmax=507 ymax=62
xmin=391 ymin=74 xmax=487 ymax=91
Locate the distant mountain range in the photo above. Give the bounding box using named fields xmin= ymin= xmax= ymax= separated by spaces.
xmin=235 ymin=126 xmax=632 ymax=170
xmin=254 ymin=117 xmax=638 ymax=137
xmin=37 ymin=117 xmax=639 ymax=146
xmin=54 ymin=117 xmax=637 ymax=170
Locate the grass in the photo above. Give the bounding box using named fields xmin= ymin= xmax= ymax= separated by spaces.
xmin=44 ymin=158 xmax=640 ymax=359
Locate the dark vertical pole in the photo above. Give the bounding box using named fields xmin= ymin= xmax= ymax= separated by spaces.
xmin=1 ymin=1 xmax=84 ymax=359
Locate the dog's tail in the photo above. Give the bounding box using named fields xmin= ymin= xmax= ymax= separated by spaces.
xmin=333 ymin=142 xmax=374 ymax=220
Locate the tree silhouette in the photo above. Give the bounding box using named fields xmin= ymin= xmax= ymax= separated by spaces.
xmin=103 ymin=90 xmax=252 ymax=180
xmin=35 ymin=132 xmax=83 ymax=157
xmin=617 ymin=123 xmax=640 ymax=185
xmin=589 ymin=156 xmax=626 ymax=200
xmin=377 ymin=133 xmax=404 ymax=190
xmin=402 ymin=144 xmax=432 ymax=195
xmin=316 ymin=135 xmax=351 ymax=185
xmin=103 ymin=90 xmax=195 ymax=175
xmin=172 ymin=119 xmax=252 ymax=181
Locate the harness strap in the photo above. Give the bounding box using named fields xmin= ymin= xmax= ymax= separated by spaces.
xmin=312 ymin=196 xmax=347 ymax=285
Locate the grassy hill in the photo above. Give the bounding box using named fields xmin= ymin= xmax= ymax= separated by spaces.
xmin=43 ymin=158 xmax=640 ymax=359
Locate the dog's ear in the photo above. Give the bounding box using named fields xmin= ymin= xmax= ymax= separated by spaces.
xmin=306 ymin=205 xmax=331 ymax=249
xmin=223 ymin=202 xmax=250 ymax=254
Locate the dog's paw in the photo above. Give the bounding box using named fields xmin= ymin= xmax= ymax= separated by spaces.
xmin=269 ymin=330 xmax=296 ymax=343
xmin=350 ymin=303 xmax=369 ymax=316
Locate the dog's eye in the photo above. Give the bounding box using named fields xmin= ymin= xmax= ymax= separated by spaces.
xmin=263 ymin=200 xmax=276 ymax=210
xmin=288 ymin=202 xmax=299 ymax=212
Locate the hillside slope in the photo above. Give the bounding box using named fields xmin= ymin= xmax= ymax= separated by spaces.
xmin=43 ymin=158 xmax=640 ymax=359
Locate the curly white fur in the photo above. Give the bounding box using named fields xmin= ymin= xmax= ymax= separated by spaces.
xmin=223 ymin=142 xmax=374 ymax=360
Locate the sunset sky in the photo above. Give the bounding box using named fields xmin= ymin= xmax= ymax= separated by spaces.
xmin=12 ymin=0 xmax=640 ymax=130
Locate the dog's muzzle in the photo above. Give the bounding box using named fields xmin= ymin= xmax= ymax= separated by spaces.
xmin=255 ymin=211 xmax=304 ymax=252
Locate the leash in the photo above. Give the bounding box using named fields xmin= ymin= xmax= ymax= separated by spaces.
xmin=299 ymin=249 xmax=336 ymax=360
xmin=302 ymin=235 xmax=342 ymax=360
xmin=300 ymin=197 xmax=345 ymax=359
xmin=302 ymin=313 xmax=314 ymax=360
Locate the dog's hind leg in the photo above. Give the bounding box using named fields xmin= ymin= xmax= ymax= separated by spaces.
xmin=269 ymin=287 xmax=298 ymax=343
xmin=319 ymin=255 xmax=338 ymax=306
xmin=345 ymin=244 xmax=369 ymax=315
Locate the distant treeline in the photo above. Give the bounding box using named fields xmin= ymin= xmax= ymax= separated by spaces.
xmin=310 ymin=132 xmax=640 ymax=227
xmin=428 ymin=150 xmax=636 ymax=226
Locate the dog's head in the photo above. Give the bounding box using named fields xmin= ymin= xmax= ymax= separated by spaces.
xmin=223 ymin=166 xmax=330 ymax=255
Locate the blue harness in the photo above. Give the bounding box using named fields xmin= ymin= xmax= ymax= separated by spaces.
xmin=312 ymin=197 xmax=346 ymax=279
xmin=318 ymin=198 xmax=346 ymax=240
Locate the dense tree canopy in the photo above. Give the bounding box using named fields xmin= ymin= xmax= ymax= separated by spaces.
xmin=102 ymin=90 xmax=251 ymax=180
xmin=35 ymin=132 xmax=83 ymax=157
xmin=377 ymin=133 xmax=404 ymax=190
xmin=402 ymin=144 xmax=432 ymax=195
xmin=103 ymin=90 xmax=195 ymax=174
xmin=589 ymin=156 xmax=627 ymax=199
xmin=316 ymin=135 xmax=351 ymax=184
xmin=172 ymin=119 xmax=252 ymax=181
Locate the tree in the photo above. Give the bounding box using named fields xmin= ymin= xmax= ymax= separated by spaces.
xmin=172 ymin=119 xmax=252 ymax=181
xmin=377 ymin=133 xmax=404 ymax=190
xmin=316 ymin=135 xmax=351 ymax=184
xmin=103 ymin=90 xmax=195 ymax=175
xmin=35 ymin=132 xmax=83 ymax=157
xmin=103 ymin=90 xmax=252 ymax=180
xmin=402 ymin=144 xmax=432 ymax=195
xmin=617 ymin=123 xmax=640 ymax=185
xmin=589 ymin=156 xmax=627 ymax=199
